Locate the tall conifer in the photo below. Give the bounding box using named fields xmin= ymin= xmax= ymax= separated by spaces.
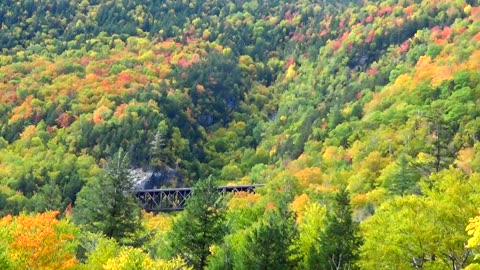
xmin=73 ymin=149 xmax=142 ymax=245
xmin=169 ymin=177 xmax=226 ymax=269
xmin=318 ymin=187 xmax=362 ymax=270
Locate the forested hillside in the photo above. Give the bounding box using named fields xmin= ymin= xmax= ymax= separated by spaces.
xmin=1 ymin=0 xmax=480 ymax=269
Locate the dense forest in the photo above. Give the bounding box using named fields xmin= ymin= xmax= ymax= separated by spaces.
xmin=1 ymin=0 xmax=480 ymax=269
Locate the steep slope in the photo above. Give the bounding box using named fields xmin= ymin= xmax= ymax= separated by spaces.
xmin=1 ymin=0 xmax=480 ymax=269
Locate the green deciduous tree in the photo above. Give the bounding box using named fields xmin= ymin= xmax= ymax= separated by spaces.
xmin=360 ymin=169 xmax=480 ymax=269
xmin=291 ymin=202 xmax=327 ymax=270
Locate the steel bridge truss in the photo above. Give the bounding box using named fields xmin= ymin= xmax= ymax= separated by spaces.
xmin=135 ymin=184 xmax=264 ymax=212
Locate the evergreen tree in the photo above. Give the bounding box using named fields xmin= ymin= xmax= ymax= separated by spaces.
xmin=150 ymin=129 xmax=168 ymax=170
xmin=243 ymin=210 xmax=297 ymax=270
xmin=383 ymin=154 xmax=421 ymax=195
xmin=73 ymin=148 xmax=143 ymax=245
xmin=317 ymin=187 xmax=362 ymax=270
xmin=169 ymin=176 xmax=226 ymax=269
xmin=31 ymin=179 xmax=63 ymax=212
xmin=426 ymin=102 xmax=456 ymax=173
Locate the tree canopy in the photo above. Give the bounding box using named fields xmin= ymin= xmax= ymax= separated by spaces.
xmin=1 ymin=0 xmax=480 ymax=268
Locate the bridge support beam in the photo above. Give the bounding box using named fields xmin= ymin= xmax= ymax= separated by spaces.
xmin=135 ymin=184 xmax=264 ymax=212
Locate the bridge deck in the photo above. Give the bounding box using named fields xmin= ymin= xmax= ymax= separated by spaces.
xmin=135 ymin=184 xmax=264 ymax=212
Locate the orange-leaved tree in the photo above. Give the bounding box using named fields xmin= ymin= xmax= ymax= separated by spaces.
xmin=0 ymin=211 xmax=78 ymax=269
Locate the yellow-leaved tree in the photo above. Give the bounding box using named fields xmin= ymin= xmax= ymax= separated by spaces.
xmin=103 ymin=247 xmax=191 ymax=270
xmin=466 ymin=210 xmax=480 ymax=270
xmin=78 ymin=232 xmax=191 ymax=270
xmin=0 ymin=211 xmax=78 ymax=270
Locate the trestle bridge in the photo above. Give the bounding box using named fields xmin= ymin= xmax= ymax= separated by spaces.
xmin=135 ymin=184 xmax=264 ymax=212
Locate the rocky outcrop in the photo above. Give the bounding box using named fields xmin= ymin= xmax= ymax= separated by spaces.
xmin=130 ymin=167 xmax=182 ymax=190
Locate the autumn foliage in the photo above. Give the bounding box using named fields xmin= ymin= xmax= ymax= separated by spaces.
xmin=0 ymin=0 xmax=480 ymax=268
xmin=0 ymin=211 xmax=77 ymax=269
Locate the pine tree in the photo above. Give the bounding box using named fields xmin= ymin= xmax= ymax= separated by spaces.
xmin=169 ymin=176 xmax=226 ymax=269
xmin=73 ymin=149 xmax=143 ymax=245
xmin=426 ymin=101 xmax=456 ymax=173
xmin=150 ymin=127 xmax=169 ymax=170
xmin=243 ymin=210 xmax=297 ymax=270
xmin=317 ymin=187 xmax=362 ymax=270
xmin=31 ymin=179 xmax=63 ymax=212
xmin=384 ymin=154 xmax=421 ymax=195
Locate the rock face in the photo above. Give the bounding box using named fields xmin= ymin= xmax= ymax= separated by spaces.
xmin=131 ymin=167 xmax=182 ymax=190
